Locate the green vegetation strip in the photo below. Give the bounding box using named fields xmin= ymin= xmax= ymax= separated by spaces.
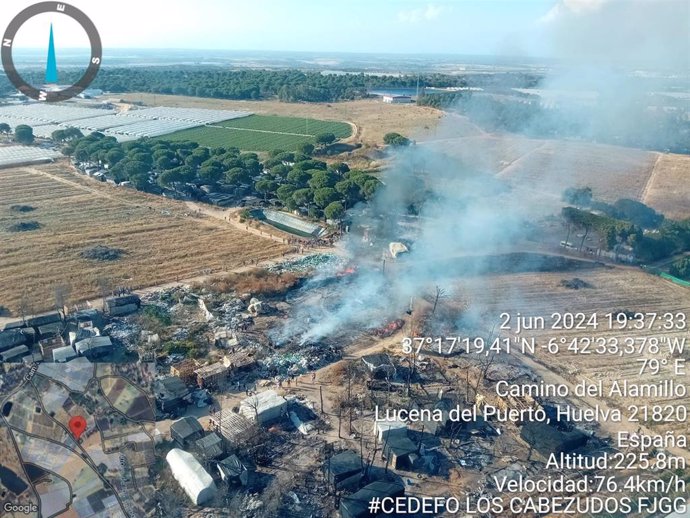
xmin=660 ymin=273 xmax=690 ymax=287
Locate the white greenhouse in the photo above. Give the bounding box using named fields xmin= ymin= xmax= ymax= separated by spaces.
xmin=166 ymin=448 xmax=218 ymax=505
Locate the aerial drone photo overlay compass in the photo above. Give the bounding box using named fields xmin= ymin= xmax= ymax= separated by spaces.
xmin=2 ymin=2 xmax=101 ymax=102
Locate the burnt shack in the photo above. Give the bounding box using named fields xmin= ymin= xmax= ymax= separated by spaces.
xmin=217 ymin=454 xmax=252 ymax=486
xmin=340 ymin=481 xmax=405 ymax=518
xmin=105 ymin=294 xmax=141 ymax=316
xmin=361 ymin=353 xmax=396 ymax=379
xmin=382 ymin=434 xmax=419 ymax=470
xmin=170 ymin=416 xmax=204 ymax=447
xmin=154 ymin=376 xmax=190 ymax=414
xmin=326 ymin=450 xmax=363 ymax=491
xmin=521 ymin=422 xmax=589 ymax=456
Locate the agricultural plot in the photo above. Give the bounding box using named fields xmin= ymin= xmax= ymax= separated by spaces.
xmin=424 ymin=136 xmax=660 ymax=214
xmin=0 ymin=163 xmax=289 ymax=314
xmin=160 ymin=114 xmax=352 ymax=152
xmin=216 ymin=114 xmax=351 ymax=138
xmin=642 ymin=153 xmax=690 ymax=220
xmin=496 ymin=140 xmax=658 ymax=204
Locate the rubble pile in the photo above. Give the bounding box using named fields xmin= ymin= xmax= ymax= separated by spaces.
xmin=267 ymin=253 xmax=344 ymax=274
xmin=141 ymin=286 xmax=193 ymax=305
xmin=261 ymin=345 xmax=341 ymax=377
xmin=454 ymin=439 xmax=494 ymax=470
xmin=103 ymin=320 xmax=140 ymax=349
xmin=214 ymin=297 xmax=250 ymax=330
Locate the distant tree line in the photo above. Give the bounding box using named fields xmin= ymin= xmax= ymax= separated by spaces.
xmin=60 ymin=131 xmax=381 ymax=220
xmin=422 ymin=91 xmax=690 ymax=154
xmin=16 ymin=68 xmax=458 ymax=102
xmin=11 ymin=67 xmax=540 ymax=104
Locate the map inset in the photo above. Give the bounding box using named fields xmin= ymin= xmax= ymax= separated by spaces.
xmin=0 ymin=360 xmax=156 ymax=518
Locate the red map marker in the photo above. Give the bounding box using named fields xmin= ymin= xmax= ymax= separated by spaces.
xmin=69 ymin=415 xmax=87 ymax=440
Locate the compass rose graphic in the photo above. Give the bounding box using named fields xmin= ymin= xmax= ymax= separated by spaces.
xmin=2 ymin=2 xmax=102 ymax=102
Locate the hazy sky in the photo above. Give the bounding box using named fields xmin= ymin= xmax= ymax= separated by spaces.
xmin=1 ymin=0 xmax=688 ymax=64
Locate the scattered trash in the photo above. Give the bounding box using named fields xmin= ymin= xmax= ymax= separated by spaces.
xmin=267 ymin=253 xmax=344 ymax=274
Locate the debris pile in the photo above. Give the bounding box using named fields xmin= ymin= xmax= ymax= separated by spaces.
xmin=453 ymin=439 xmax=494 ymax=470
xmin=7 ymin=221 xmax=41 ymax=232
xmin=215 ymin=297 xmax=251 ymax=330
xmin=103 ymin=320 xmax=140 ymax=349
xmin=80 ymin=245 xmax=125 ymax=261
xmin=560 ymin=277 xmax=593 ymax=290
xmin=261 ymin=345 xmax=340 ymax=376
xmin=267 ymin=253 xmax=344 ymax=274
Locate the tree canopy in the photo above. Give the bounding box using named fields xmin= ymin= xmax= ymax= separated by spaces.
xmin=383 ymin=132 xmax=411 ymax=147
xmin=14 ymin=124 xmax=34 ymax=144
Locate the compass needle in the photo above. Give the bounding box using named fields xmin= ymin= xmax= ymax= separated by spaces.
xmin=45 ymin=23 xmax=58 ymax=84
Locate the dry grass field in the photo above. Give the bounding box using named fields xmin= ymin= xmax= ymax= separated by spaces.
xmin=120 ymin=93 xmax=483 ymax=147
xmin=424 ymin=135 xmax=690 ymax=219
xmin=498 ymin=140 xmax=658 ymax=203
xmin=0 ymin=162 xmax=288 ymax=314
xmin=422 ymin=134 xmax=546 ymax=173
xmin=456 ymin=267 xmax=690 ymax=436
xmin=642 ymin=153 xmax=690 ymax=220
xmin=428 ymin=135 xmax=656 ymax=201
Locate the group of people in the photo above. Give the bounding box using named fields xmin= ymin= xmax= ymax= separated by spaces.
xmin=283 ymin=235 xmax=339 ymax=248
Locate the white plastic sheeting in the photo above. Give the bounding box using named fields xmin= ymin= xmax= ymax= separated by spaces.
xmin=166 ymin=448 xmax=217 ymax=505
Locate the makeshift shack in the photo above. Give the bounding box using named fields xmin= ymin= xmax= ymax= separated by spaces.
xmin=0 ymin=329 xmax=28 ymax=352
xmin=217 ymin=454 xmax=252 ymax=486
xmin=521 ymin=422 xmax=588 ymax=457
xmin=194 ymin=432 xmax=224 ymax=460
xmin=194 ymin=362 xmax=229 ymax=389
xmin=170 ymin=359 xmax=198 ymax=384
xmin=75 ymin=336 xmax=113 ymax=358
xmin=382 ymin=434 xmax=418 ymax=470
xmin=105 ymin=294 xmax=141 ymax=316
xmin=340 ymin=481 xmax=405 ymax=518
xmin=326 ymin=450 xmax=363 ymax=491
xmin=170 ymin=416 xmax=204 ymax=447
xmin=0 ymin=345 xmax=29 ymax=362
xmin=52 ymin=345 xmax=78 ymax=363
xmin=240 ymin=390 xmax=287 ymax=425
xmin=374 ymin=419 xmax=407 ymax=441
xmin=361 ymin=354 xmax=396 ymax=379
xmin=25 ymin=312 xmax=62 ymax=329
xmin=209 ymin=411 xmax=254 ymax=446
xmin=154 ymin=376 xmax=190 ymax=413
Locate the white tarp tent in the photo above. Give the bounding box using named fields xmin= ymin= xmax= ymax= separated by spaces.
xmin=240 ymin=390 xmax=287 ymax=425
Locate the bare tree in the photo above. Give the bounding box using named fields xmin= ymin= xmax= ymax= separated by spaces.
xmin=19 ymin=290 xmax=34 ymax=324
xmin=431 ymin=285 xmax=447 ymax=316
xmin=470 ymin=352 xmax=497 ymax=402
xmin=244 ymin=395 xmax=262 ymax=422
xmin=578 ymin=224 xmax=591 ymax=251
xmin=54 ymin=283 xmax=71 ymax=316
xmin=96 ymin=276 xmax=112 ymax=311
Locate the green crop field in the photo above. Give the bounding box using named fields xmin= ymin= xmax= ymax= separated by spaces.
xmin=159 ymin=114 xmax=352 ymax=152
